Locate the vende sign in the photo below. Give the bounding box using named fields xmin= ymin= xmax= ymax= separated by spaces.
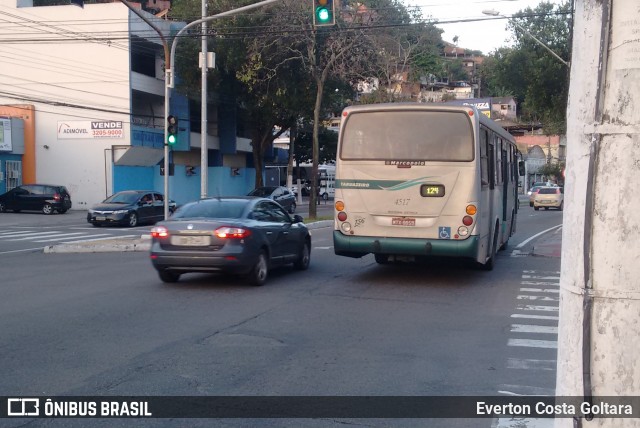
xmin=57 ymin=121 xmax=124 ymax=139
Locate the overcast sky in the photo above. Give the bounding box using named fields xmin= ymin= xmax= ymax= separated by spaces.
xmin=406 ymin=0 xmax=566 ymax=54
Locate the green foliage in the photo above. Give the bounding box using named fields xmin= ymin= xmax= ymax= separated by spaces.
xmin=537 ymin=161 xmax=564 ymax=181
xmin=479 ymin=1 xmax=570 ymax=133
xmin=293 ymin=126 xmax=338 ymax=165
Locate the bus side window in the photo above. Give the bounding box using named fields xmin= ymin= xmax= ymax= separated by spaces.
xmin=480 ymin=129 xmax=489 ymax=186
xmin=488 ymin=136 xmax=496 ymax=190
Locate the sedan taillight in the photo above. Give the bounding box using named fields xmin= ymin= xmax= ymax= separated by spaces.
xmin=53 ymin=193 xmax=61 ymax=201
xmin=215 ymin=227 xmax=251 ymax=239
xmin=151 ymin=226 xmax=169 ymax=238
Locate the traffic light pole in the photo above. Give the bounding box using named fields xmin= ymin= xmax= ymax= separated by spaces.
xmin=114 ymin=0 xmax=172 ymax=219
xmin=169 ymin=0 xmax=279 ymax=201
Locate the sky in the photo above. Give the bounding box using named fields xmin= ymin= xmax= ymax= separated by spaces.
xmin=407 ymin=0 xmax=566 ymax=54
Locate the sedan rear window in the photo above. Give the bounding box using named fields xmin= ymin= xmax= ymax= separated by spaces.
xmin=173 ymin=200 xmax=248 ymax=219
xmin=538 ymin=188 xmax=558 ymax=194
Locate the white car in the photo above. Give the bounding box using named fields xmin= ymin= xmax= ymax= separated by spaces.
xmin=533 ymin=187 xmax=564 ymax=211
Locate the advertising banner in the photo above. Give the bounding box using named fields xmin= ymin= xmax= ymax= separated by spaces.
xmin=57 ymin=121 xmax=124 ymax=139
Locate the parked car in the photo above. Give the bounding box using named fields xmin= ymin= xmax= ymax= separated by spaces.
xmin=319 ymin=181 xmax=335 ymax=201
xmin=248 ymin=186 xmax=297 ymax=214
xmin=528 ymin=186 xmax=544 ymax=207
xmin=0 ymin=184 xmax=71 ymax=214
xmin=534 ymin=187 xmax=564 ymax=211
xmin=290 ymin=181 xmax=311 ymax=197
xmin=87 ymin=190 xmax=175 ymax=227
xmin=149 ymin=197 xmax=311 ymax=285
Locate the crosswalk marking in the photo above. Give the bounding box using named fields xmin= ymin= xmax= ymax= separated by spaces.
xmin=507 ymin=358 xmax=556 ymax=371
xmin=516 ymin=304 xmax=559 ymax=312
xmin=66 ymin=234 xmax=139 ymax=243
xmin=0 ymin=228 xmax=140 ymax=245
xmin=7 ymin=232 xmax=72 ymax=241
xmin=511 ymin=324 xmax=558 ymax=334
xmin=33 ymin=233 xmax=110 ymax=242
xmin=1 ymin=231 xmax=62 ymax=238
xmin=508 ymin=338 xmax=557 ymax=349
xmin=511 ymin=314 xmax=559 ymax=321
xmin=517 ymin=295 xmax=559 ymax=302
xmin=520 ymin=287 xmax=559 ymax=294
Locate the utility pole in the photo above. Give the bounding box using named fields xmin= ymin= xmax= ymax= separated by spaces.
xmin=556 ymin=2 xmax=639 ymax=428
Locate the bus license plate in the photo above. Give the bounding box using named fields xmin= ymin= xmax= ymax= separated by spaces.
xmin=392 ymin=217 xmax=415 ymax=226
xmin=171 ymin=235 xmax=210 ymax=246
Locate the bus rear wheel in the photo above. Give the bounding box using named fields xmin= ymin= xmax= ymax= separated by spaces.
xmin=374 ymin=254 xmax=389 ymax=264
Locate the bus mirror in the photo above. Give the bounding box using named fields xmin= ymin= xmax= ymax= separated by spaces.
xmin=518 ymin=161 xmax=525 ymax=176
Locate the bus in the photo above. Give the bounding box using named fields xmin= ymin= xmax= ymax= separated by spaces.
xmin=333 ymin=103 xmax=523 ymax=270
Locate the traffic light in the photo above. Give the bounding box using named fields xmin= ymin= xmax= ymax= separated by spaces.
xmin=313 ymin=0 xmax=335 ymax=27
xmin=167 ymin=115 xmax=178 ymax=146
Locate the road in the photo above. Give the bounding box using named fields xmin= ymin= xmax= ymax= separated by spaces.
xmin=0 ymin=199 xmax=335 ymax=255
xmin=0 ymin=204 xmax=562 ymax=427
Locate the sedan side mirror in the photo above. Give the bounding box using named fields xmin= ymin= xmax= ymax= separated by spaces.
xmin=293 ymin=214 xmax=304 ymax=224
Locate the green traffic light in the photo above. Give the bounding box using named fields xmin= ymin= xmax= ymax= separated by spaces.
xmin=168 ymin=134 xmax=177 ymax=145
xmin=316 ymin=7 xmax=330 ymax=22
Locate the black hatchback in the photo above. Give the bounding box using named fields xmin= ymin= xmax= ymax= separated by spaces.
xmin=87 ymin=190 xmax=175 ymax=227
xmin=0 ymin=184 xmax=72 ymax=214
xmin=248 ymin=186 xmax=297 ymax=214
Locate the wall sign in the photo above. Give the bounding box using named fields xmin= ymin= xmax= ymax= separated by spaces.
xmin=0 ymin=117 xmax=12 ymax=151
xmin=57 ymin=121 xmax=124 ymax=139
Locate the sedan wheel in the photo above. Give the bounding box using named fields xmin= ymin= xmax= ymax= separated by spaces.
xmin=289 ymin=202 xmax=296 ymax=214
xmin=559 ymin=202 xmax=564 ymax=211
xmin=294 ymin=242 xmax=310 ymax=270
xmin=322 ymin=193 xmax=328 ymax=201
xmin=42 ymin=203 xmax=54 ymax=215
xmin=127 ymin=212 xmax=138 ymax=227
xmin=158 ymin=270 xmax=180 ymax=283
xmin=248 ymin=251 xmax=268 ymax=286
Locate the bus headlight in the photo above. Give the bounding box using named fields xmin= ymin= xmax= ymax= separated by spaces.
xmin=457 ymin=226 xmax=469 ymax=236
xmin=341 ymin=222 xmax=352 ymax=233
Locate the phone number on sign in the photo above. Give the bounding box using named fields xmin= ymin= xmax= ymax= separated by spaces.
xmin=92 ymin=129 xmax=123 ymax=138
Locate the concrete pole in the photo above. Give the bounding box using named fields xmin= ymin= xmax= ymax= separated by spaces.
xmin=200 ymin=0 xmax=208 ymax=200
xmin=556 ymin=1 xmax=640 ymax=427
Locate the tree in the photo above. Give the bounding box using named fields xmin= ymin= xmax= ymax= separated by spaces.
xmin=479 ymin=1 xmax=570 ymax=134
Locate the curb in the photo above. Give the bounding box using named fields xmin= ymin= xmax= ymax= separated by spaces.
xmin=44 ymin=220 xmax=335 ymax=254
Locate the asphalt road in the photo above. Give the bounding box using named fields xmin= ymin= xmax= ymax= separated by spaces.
xmin=0 ymin=204 xmax=562 ymax=427
xmin=0 ymin=199 xmax=335 ymax=255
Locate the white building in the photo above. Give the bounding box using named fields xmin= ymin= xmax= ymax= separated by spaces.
xmin=0 ymin=0 xmax=255 ymax=207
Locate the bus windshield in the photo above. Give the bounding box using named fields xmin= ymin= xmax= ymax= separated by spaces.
xmin=340 ymin=110 xmax=474 ymax=162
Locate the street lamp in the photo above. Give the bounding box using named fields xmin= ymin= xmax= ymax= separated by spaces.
xmin=482 ymin=9 xmax=569 ymax=67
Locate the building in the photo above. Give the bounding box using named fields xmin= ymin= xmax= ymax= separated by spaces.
xmin=0 ymin=0 xmax=256 ymax=208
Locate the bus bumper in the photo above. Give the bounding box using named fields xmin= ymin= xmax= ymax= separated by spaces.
xmin=333 ymin=231 xmax=479 ymax=259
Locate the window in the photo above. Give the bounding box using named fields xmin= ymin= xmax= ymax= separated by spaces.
xmin=341 ymin=110 xmax=474 ymax=161
xmin=480 ymin=128 xmax=489 ymax=186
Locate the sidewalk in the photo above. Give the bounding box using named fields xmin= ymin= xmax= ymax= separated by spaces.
xmin=44 ymin=220 xmax=334 ymax=254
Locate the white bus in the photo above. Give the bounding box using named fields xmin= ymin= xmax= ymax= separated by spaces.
xmin=333 ymin=103 xmax=523 ymax=270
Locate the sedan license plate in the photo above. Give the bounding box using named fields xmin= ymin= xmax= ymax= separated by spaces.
xmin=95 ymin=216 xmax=106 ymax=221
xmin=171 ymin=235 xmax=211 ymax=246
xmin=392 ymin=217 xmax=416 ymax=226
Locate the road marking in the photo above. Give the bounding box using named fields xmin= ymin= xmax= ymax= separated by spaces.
xmin=32 ymin=233 xmax=103 ymax=242
xmin=506 ymin=358 xmax=556 ymax=371
xmin=0 ymin=230 xmax=62 ymax=238
xmin=515 ymin=224 xmax=562 ymax=249
xmin=511 ymin=314 xmax=559 ymax=321
xmin=0 ymin=247 xmax=45 ymax=255
xmin=522 ymin=275 xmax=560 ymax=280
xmin=520 ymin=288 xmax=559 ymax=294
xmin=498 ymin=384 xmax=555 ymax=396
xmin=314 ymin=246 xmax=333 ymax=250
xmin=508 ymin=338 xmax=557 ymax=349
xmin=511 ymin=324 xmax=558 ymax=334
xmin=517 ymin=295 xmax=559 ymax=302
xmin=6 ymin=232 xmax=69 ymax=241
xmin=66 ymin=235 xmax=138 ymax=243
xmin=516 ymin=305 xmax=559 ymax=312
xmin=520 ymin=281 xmax=559 ymax=286
xmin=523 ymin=270 xmax=560 ymax=274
